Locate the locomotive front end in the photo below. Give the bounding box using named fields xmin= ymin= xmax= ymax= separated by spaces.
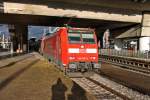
xmin=67 ymin=28 xmax=100 ymax=72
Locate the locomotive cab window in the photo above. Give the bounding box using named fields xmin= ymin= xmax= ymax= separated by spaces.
xmin=68 ymin=33 xmax=81 ymax=43
xmin=68 ymin=29 xmax=95 ymax=44
xmin=82 ymin=33 xmax=95 ymax=44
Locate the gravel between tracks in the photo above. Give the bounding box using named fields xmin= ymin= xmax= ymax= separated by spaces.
xmin=72 ymin=77 xmax=123 ymax=100
xmin=90 ymin=73 xmax=150 ymax=100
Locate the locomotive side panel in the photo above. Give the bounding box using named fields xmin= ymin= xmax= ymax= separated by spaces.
xmin=44 ymin=35 xmax=56 ymax=61
xmin=60 ymin=28 xmax=69 ymax=67
xmin=55 ymin=30 xmax=62 ymax=65
xmin=41 ymin=31 xmax=59 ymax=64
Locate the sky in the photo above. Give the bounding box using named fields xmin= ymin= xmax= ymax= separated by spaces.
xmin=0 ymin=24 xmax=51 ymax=40
xmin=0 ymin=24 xmax=9 ymax=36
xmin=28 ymin=26 xmax=49 ymax=40
xmin=28 ymin=26 xmax=59 ymax=40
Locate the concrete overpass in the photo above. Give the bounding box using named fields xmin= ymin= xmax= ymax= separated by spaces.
xmin=2 ymin=0 xmax=143 ymax=23
xmin=0 ymin=0 xmax=150 ymax=52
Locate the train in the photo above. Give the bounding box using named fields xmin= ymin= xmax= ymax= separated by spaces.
xmin=40 ymin=27 xmax=100 ymax=73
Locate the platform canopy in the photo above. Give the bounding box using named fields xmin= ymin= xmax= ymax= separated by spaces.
xmin=116 ymin=25 xmax=141 ymax=39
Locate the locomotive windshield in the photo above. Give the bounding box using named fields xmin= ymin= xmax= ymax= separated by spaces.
xmin=68 ymin=33 xmax=81 ymax=43
xmin=82 ymin=33 xmax=95 ymax=44
xmin=68 ymin=30 xmax=95 ymax=44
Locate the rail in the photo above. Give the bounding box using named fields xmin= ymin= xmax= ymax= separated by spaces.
xmin=99 ymin=49 xmax=150 ymax=59
xmin=71 ymin=77 xmax=127 ymax=100
xmin=71 ymin=73 xmax=150 ymax=100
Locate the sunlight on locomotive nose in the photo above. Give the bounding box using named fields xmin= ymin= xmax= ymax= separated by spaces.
xmin=81 ymin=45 xmax=84 ymax=48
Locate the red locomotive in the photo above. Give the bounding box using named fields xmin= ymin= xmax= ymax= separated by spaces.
xmin=41 ymin=27 xmax=100 ymax=73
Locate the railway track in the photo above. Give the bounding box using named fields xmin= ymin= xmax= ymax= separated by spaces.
xmin=99 ymin=70 xmax=150 ymax=95
xmin=71 ymin=73 xmax=150 ymax=100
xmin=71 ymin=77 xmax=127 ymax=100
xmin=98 ymin=59 xmax=150 ymax=95
xmin=101 ymin=60 xmax=150 ymax=74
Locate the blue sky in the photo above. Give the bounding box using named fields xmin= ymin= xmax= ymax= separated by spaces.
xmin=0 ymin=24 xmax=51 ymax=40
xmin=0 ymin=24 xmax=9 ymax=36
xmin=28 ymin=26 xmax=49 ymax=40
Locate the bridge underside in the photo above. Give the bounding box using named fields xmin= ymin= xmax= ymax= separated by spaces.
xmin=0 ymin=13 xmax=135 ymax=30
xmin=4 ymin=0 xmax=150 ymax=11
xmin=2 ymin=1 xmax=142 ymax=23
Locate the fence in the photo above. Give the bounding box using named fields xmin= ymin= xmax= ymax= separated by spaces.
xmin=99 ymin=49 xmax=150 ymax=59
xmin=0 ymin=42 xmax=13 ymax=55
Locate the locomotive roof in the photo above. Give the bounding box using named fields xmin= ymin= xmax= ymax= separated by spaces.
xmin=43 ymin=27 xmax=94 ymax=37
xmin=68 ymin=27 xmax=94 ymax=30
xmin=67 ymin=27 xmax=94 ymax=33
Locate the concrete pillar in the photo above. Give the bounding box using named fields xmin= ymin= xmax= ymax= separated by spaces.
xmin=15 ymin=24 xmax=28 ymax=52
xmin=9 ymin=24 xmax=28 ymax=52
xmin=9 ymin=25 xmax=17 ymax=52
xmin=139 ymin=37 xmax=150 ymax=52
xmin=114 ymin=39 xmax=122 ymax=50
xmin=139 ymin=12 xmax=150 ymax=52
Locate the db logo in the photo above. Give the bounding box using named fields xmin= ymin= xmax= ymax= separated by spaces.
xmin=81 ymin=45 xmax=84 ymax=48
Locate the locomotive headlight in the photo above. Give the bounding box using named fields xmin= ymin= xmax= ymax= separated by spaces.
xmin=93 ymin=57 xmax=96 ymax=59
xmin=90 ymin=57 xmax=96 ymax=59
xmin=81 ymin=45 xmax=84 ymax=48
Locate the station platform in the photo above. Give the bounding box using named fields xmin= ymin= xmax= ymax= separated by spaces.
xmin=0 ymin=52 xmax=12 ymax=57
xmin=0 ymin=53 xmax=32 ymax=68
xmin=0 ymin=52 xmax=95 ymax=100
xmin=0 ymin=51 xmax=25 ymax=60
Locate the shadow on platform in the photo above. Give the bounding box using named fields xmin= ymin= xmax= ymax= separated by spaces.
xmin=51 ymin=78 xmax=88 ymax=100
xmin=68 ymin=82 xmax=88 ymax=100
xmin=51 ymin=78 xmax=67 ymax=100
xmin=0 ymin=60 xmax=39 ymax=91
